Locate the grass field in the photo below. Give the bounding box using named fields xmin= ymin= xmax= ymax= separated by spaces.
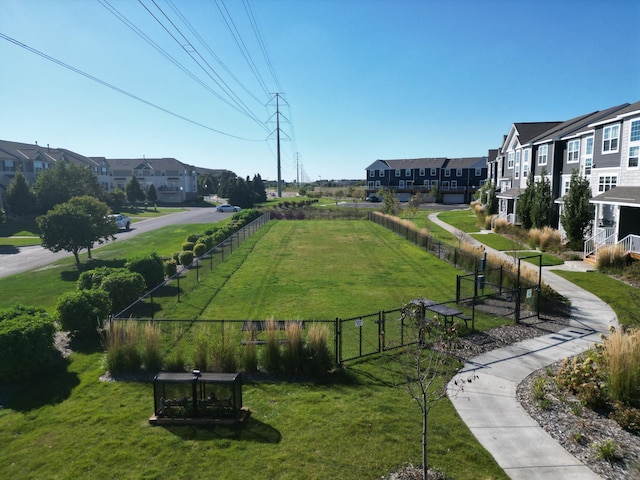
xmin=0 ymin=218 xmax=510 ymax=479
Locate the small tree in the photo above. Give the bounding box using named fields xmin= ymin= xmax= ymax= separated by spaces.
xmin=56 ymin=289 xmax=111 ymax=337
xmin=6 ymin=171 xmax=35 ymax=217
xmin=125 ymin=175 xmax=145 ymax=206
xmin=399 ymin=302 xmax=476 ymax=480
xmin=531 ymin=168 xmax=555 ymax=228
xmin=381 ymin=189 xmax=399 ymax=215
xmin=108 ymin=188 xmax=126 ymax=211
xmin=68 ymin=196 xmax=116 ymax=259
xmin=517 ymin=173 xmax=536 ymax=230
xmin=146 ymin=183 xmax=158 ymax=204
xmin=560 ymin=169 xmax=595 ymax=250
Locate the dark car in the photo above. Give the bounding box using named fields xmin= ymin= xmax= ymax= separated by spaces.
xmin=365 ymin=194 xmax=381 ymax=202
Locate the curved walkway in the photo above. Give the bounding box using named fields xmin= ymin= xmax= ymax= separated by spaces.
xmin=429 ymin=212 xmax=618 ymax=480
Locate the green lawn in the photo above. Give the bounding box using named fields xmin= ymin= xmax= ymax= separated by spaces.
xmin=0 ymin=218 xmax=511 ymax=479
xmin=437 ymin=209 xmax=482 ymax=233
xmin=470 ymin=233 xmax=527 ymax=252
xmin=552 ymin=270 xmax=640 ymax=326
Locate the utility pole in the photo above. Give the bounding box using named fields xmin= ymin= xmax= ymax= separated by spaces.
xmin=268 ymin=93 xmax=289 ymax=198
xmin=296 ymin=152 xmax=300 ymax=185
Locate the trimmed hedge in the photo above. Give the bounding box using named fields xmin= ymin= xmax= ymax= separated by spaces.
xmin=0 ymin=305 xmax=56 ymax=382
xmin=125 ymin=252 xmax=165 ymax=289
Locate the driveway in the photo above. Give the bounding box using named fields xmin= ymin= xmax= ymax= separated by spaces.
xmin=0 ymin=207 xmax=232 ymax=278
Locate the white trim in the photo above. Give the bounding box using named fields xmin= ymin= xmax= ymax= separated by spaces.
xmin=602 ymin=124 xmax=620 ymax=154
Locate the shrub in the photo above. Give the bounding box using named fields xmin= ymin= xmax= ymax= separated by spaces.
xmin=164 ymin=259 xmax=177 ymax=277
xmin=77 ymin=266 xmax=126 ymax=290
xmin=104 ymin=321 xmax=142 ymax=374
xmin=204 ymin=228 xmax=214 ymax=236
xmin=186 ymin=233 xmax=202 ymax=243
xmin=142 ymin=322 xmax=163 ymax=372
xmin=610 ymin=401 xmax=640 ymax=434
xmin=100 ymin=270 xmax=146 ymax=313
xmin=178 ymin=250 xmax=194 ymax=266
xmin=529 ymin=227 xmax=562 ymax=252
xmin=172 ymin=251 xmax=181 ymax=264
xmin=193 ymin=242 xmax=207 ymax=258
xmin=593 ymin=439 xmax=619 ymax=462
xmin=56 ymin=289 xmax=111 ymax=337
xmin=165 ymin=326 xmax=185 ymax=372
xmin=182 ymin=241 xmax=195 ymax=251
xmin=492 ymin=218 xmax=509 ymax=233
xmin=556 ymin=348 xmax=608 ymax=409
xmin=242 ymin=342 xmax=258 ymax=373
xmin=0 ymin=305 xmax=56 ymax=382
xmin=125 ymin=252 xmax=165 ymax=289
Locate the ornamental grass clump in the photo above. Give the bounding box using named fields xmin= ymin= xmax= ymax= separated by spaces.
xmin=604 ymin=327 xmax=640 ymax=407
xmin=597 ymin=244 xmax=628 ymax=271
xmin=261 ymin=319 xmax=282 ymax=373
xmin=529 ymin=227 xmax=562 ymax=252
xmin=192 ymin=324 xmax=211 ymax=371
xmin=211 ymin=325 xmax=239 ymax=373
xmin=306 ymin=323 xmax=333 ymax=376
xmin=282 ymin=321 xmax=304 ymax=375
xmin=104 ymin=320 xmax=141 ymax=374
xmin=143 ymin=322 xmax=162 ymax=372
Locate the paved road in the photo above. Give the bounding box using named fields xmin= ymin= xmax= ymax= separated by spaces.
xmin=0 ymin=207 xmax=232 ymax=278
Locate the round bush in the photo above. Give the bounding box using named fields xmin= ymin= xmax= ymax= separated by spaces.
xmin=182 ymin=241 xmax=195 ymax=251
xmin=178 ymin=250 xmax=194 ymax=266
xmin=0 ymin=305 xmax=56 ymax=382
xmin=125 ymin=252 xmax=165 ymax=289
xmin=56 ymin=289 xmax=112 ymax=337
xmin=164 ymin=259 xmax=177 ymax=277
xmin=186 ymin=233 xmax=202 ymax=243
xmin=100 ymin=271 xmax=146 ymax=314
xmin=193 ymin=242 xmax=207 ymax=257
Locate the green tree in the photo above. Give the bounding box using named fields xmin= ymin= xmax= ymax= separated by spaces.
xmin=531 ymin=168 xmax=555 ymax=228
xmin=228 ymin=177 xmax=254 ymax=208
xmin=486 ymin=182 xmax=498 ymax=215
xmin=0 ymin=208 xmax=5 ymax=226
xmin=125 ymin=175 xmax=146 ymax=206
xmin=381 ymin=189 xmax=399 ymax=215
xmin=216 ymin=170 xmax=237 ymax=198
xmin=6 ymin=171 xmax=36 ymax=217
xmin=33 ymin=161 xmax=105 ymax=213
xmin=561 ymin=169 xmax=595 ymax=250
xmin=517 ymin=173 xmax=536 ymax=230
xmin=37 ymin=196 xmax=116 ymax=268
xmin=108 ymin=188 xmax=126 ymax=211
xmin=250 ymin=173 xmax=267 ymax=203
xmin=146 ymin=183 xmax=158 ymax=204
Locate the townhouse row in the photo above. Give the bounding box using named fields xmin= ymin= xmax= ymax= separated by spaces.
xmin=0 ymin=140 xmax=224 ymax=204
xmin=490 ymin=100 xmax=640 ymax=249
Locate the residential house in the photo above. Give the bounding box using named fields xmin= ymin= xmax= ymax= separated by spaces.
xmin=492 ymin=100 xmax=640 ymax=259
xmin=365 ymin=156 xmax=488 ymax=204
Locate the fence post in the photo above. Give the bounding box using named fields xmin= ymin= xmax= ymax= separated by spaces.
xmin=335 ymin=317 xmax=341 ymax=366
xmin=177 ymin=273 xmax=180 ymax=302
xmin=378 ymin=310 xmax=383 ymax=353
xmin=150 ymin=293 xmax=154 ymax=320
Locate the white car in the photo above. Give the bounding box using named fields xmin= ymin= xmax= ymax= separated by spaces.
xmin=216 ymin=204 xmax=241 ymax=212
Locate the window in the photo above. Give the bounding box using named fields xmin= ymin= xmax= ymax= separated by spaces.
xmin=584 ymin=157 xmax=593 ymax=175
xmin=515 ymin=150 xmax=521 ymax=179
xmin=441 ymin=181 xmax=450 ymax=189
xmin=367 ymin=181 xmax=374 ymax=188
xmin=451 ymin=180 xmax=457 ymax=189
xmin=537 ymin=145 xmax=548 ymax=165
xmin=598 ymin=176 xmax=617 ymax=192
xmin=4 ymin=160 xmax=15 ymax=172
xmin=475 ymin=168 xmax=481 ymax=176
xmin=419 ymin=168 xmax=425 ymax=176
xmin=444 ymin=169 xmax=451 ymax=177
xmin=430 ymin=168 xmax=436 ymax=176
xmin=423 ymin=180 xmax=429 ymax=186
xmin=431 ymin=180 xmax=438 ymax=187
xmin=567 ymin=140 xmax=580 ymax=162
xmin=456 ymin=168 xmax=462 ymax=176
xmin=602 ymin=124 xmax=619 ymax=152
xmin=523 ymin=149 xmax=529 ymax=177
xmin=395 ymin=169 xmax=401 ymax=177
xmin=508 ymin=152 xmax=514 ymax=169
xmin=375 ymin=180 xmax=381 ymax=188
xmin=629 ymin=146 xmax=639 ymax=168
xmin=407 ymin=180 xmax=413 ymax=188
xmin=405 ymin=168 xmax=411 ymax=176
xmin=631 ymin=120 xmax=640 ymax=142
xmin=378 ymin=170 xmax=384 ymax=177
xmin=369 ymin=170 xmax=375 ymax=177
xmin=399 ymin=180 xmax=405 ymax=188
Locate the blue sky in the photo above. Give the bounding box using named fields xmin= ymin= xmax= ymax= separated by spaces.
xmin=1 ymin=0 xmax=639 ymax=183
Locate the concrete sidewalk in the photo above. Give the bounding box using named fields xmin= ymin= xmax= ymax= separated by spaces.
xmin=429 ymin=212 xmax=618 ymax=480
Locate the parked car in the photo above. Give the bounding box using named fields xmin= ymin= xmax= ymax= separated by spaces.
xmin=216 ymin=204 xmax=241 ymax=212
xmin=365 ymin=194 xmax=381 ymax=203
xmin=108 ymin=213 xmax=131 ymax=230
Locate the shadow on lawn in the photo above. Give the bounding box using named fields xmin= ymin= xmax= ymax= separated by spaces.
xmin=163 ymin=416 xmax=281 ymax=444
xmin=7 ymin=358 xmax=79 ymax=412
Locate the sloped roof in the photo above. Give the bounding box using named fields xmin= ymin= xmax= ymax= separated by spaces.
xmin=514 ymin=122 xmax=562 ymax=144
xmin=496 ymin=187 xmax=522 ymax=199
xmin=377 ymin=158 xmax=449 ymax=169
xmin=534 ymin=104 xmax=630 ymax=143
xmin=102 ymin=157 xmax=188 ymax=171
xmin=587 ymin=100 xmax=640 ymax=128
xmin=0 ymin=139 xmax=92 ymax=164
xmin=445 ymin=157 xmax=487 ymax=169
xmin=590 ymin=186 xmax=640 ymax=207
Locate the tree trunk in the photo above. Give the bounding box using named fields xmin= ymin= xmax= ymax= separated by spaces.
xmin=422 ymin=391 xmax=428 ymax=480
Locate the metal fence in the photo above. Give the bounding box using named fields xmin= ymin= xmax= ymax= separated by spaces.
xmin=112 ymin=212 xmax=271 ymax=319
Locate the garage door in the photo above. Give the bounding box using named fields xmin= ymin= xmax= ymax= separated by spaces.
xmin=443 ymin=193 xmax=465 ymax=204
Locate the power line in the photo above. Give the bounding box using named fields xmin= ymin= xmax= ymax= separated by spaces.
xmin=0 ymin=31 xmax=266 ymax=142
xmin=140 ymin=0 xmax=270 ymax=133
xmin=243 ymin=0 xmax=281 ymax=92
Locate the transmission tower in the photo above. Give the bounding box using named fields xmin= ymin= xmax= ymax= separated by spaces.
xmin=268 ymin=93 xmax=289 ymax=197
